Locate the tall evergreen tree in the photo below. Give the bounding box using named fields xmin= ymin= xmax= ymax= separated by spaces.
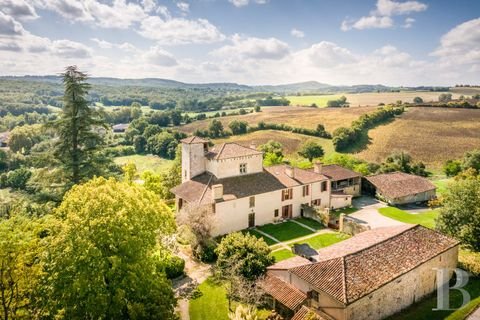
xmin=52 ymin=66 xmax=109 ymax=185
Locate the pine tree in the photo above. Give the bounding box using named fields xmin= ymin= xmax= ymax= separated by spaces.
xmin=52 ymin=66 xmax=109 ymax=185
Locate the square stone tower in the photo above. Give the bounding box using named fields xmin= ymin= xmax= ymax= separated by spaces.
xmin=180 ymin=136 xmax=209 ymax=182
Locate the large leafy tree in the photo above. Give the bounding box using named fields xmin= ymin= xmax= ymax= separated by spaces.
xmin=436 ymin=176 xmax=480 ymax=251
xmin=298 ymin=141 xmax=324 ymax=162
xmin=41 ymin=177 xmax=177 ymax=319
xmin=51 ymin=66 xmax=109 ymax=185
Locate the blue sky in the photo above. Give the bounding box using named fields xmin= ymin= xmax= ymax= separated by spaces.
xmin=0 ymin=0 xmax=479 ymax=85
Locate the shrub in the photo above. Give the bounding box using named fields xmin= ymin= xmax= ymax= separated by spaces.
xmin=176 ymin=224 xmax=196 ymax=245
xmin=164 ymin=255 xmax=185 ymax=279
xmin=104 ymin=146 xmax=135 ymax=157
xmin=459 ymin=250 xmax=480 ymax=277
xmin=195 ymin=240 xmax=218 ymax=263
xmin=443 ymin=160 xmax=462 ymax=177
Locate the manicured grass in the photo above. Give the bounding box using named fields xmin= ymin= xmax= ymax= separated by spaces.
xmin=432 ymin=178 xmax=453 ymax=197
xmin=271 ymin=249 xmax=296 ymax=262
xmin=293 ymin=217 xmax=324 ymax=231
xmin=256 ymin=221 xmax=314 ymax=242
xmin=113 ymin=154 xmax=173 ymax=174
xmin=189 ymin=277 xmax=271 ymax=320
xmin=190 ymin=278 xmax=228 ymax=320
xmin=378 ymin=207 xmax=439 ymax=229
xmin=387 ymin=278 xmax=480 ymax=320
xmin=292 ymin=232 xmax=350 ymax=250
xmin=243 ymin=229 xmax=277 ymax=246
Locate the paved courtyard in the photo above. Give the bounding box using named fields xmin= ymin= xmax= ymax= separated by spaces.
xmin=350 ymin=196 xmax=405 ymax=229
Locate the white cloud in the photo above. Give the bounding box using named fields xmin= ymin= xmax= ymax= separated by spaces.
xmin=403 ymin=17 xmax=415 ymax=28
xmin=51 ymin=39 xmax=91 ymax=58
xmin=177 ymin=2 xmax=190 ymax=13
xmin=141 ymin=0 xmax=156 ymax=12
xmin=212 ymin=34 xmax=290 ymax=60
xmin=342 ymin=15 xmax=393 ymax=31
xmin=342 ymin=0 xmax=427 ymax=31
xmin=139 ymin=16 xmax=225 ymax=45
xmin=91 ymin=38 xmax=137 ymax=52
xmin=142 ymin=46 xmax=177 ymax=66
xmin=294 ymin=41 xmax=356 ymax=68
xmin=0 ymin=11 xmax=26 ymax=35
xmin=431 ymin=18 xmax=480 ymax=67
xmin=0 ymin=0 xmax=38 ymax=20
xmin=229 ymin=0 xmax=268 ymax=7
xmin=375 ymin=0 xmax=427 ymax=16
xmin=290 ymin=28 xmax=305 ymax=38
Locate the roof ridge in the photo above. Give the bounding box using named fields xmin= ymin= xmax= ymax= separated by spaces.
xmin=215 ymin=143 xmax=227 ymax=160
xmin=342 ymin=256 xmax=347 ymax=304
xmin=198 ymin=173 xmax=214 ymax=204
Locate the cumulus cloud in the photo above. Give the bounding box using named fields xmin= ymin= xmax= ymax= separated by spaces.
xmin=212 ymin=34 xmax=289 ymax=60
xmin=290 ymin=28 xmax=305 ymax=38
xmin=0 ymin=0 xmax=38 ymax=20
xmin=294 ymin=41 xmax=356 ymax=68
xmin=341 ymin=0 xmax=427 ymax=31
xmin=51 ymin=39 xmax=91 ymax=58
xmin=229 ymin=0 xmax=268 ymax=7
xmin=177 ymin=2 xmax=189 ymax=13
xmin=142 ymin=46 xmax=178 ymax=67
xmin=0 ymin=11 xmax=26 ymax=35
xmin=91 ymin=38 xmax=137 ymax=52
xmin=139 ymin=16 xmax=225 ymax=45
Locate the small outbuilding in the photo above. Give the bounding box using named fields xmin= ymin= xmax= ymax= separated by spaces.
xmin=364 ymin=171 xmax=436 ymax=205
xmin=0 ymin=132 xmax=9 ymax=148
xmin=311 ymin=163 xmax=362 ymax=197
xmin=112 ymin=123 xmax=129 ymax=133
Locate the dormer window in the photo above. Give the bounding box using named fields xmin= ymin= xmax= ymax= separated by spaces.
xmin=240 ymin=163 xmax=247 ymax=174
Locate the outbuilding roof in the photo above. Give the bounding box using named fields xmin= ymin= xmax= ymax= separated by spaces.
xmin=365 ymin=172 xmax=436 ymax=199
xmin=180 ymin=136 xmax=209 ymax=144
xmin=290 ymin=224 xmax=459 ymax=305
xmin=205 ymin=142 xmax=263 ymax=160
xmin=315 ymin=164 xmax=361 ymax=181
xmin=260 ymin=276 xmax=307 ymax=310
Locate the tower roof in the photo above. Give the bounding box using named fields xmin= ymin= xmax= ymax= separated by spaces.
xmin=180 ymin=136 xmax=209 ymax=144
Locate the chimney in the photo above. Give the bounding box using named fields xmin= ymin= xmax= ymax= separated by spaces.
xmin=212 ymin=184 xmax=223 ymax=201
xmin=314 ymin=161 xmax=323 ymax=174
xmin=285 ymin=165 xmax=295 ymax=178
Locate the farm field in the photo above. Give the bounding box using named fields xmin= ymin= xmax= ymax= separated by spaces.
xmin=212 ymin=130 xmax=334 ymax=159
xmin=178 ymin=105 xmax=376 ymax=134
xmin=286 ymin=91 xmax=461 ymax=107
xmin=113 ymin=154 xmax=174 ymax=174
xmin=356 ymin=107 xmax=480 ymax=168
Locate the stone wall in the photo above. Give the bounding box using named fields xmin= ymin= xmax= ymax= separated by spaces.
xmin=339 ymin=214 xmax=370 ymax=235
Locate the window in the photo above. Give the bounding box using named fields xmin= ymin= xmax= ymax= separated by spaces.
xmin=321 ymin=181 xmax=328 ymax=192
xmin=178 ymin=198 xmax=184 ymax=210
xmin=249 ymin=196 xmax=255 ymax=208
xmin=281 ymin=188 xmax=293 ymax=201
xmin=274 ymin=209 xmax=279 ymax=217
xmin=302 ymin=185 xmax=310 ymax=197
xmin=240 ymin=163 xmax=247 ymax=174
xmin=312 ymin=199 xmax=321 ymax=206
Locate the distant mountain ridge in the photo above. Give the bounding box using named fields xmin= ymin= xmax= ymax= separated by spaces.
xmin=0 ymin=75 xmax=444 ymax=93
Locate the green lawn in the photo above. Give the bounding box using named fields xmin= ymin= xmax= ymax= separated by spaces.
xmin=271 ymin=249 xmax=296 ymax=262
xmin=330 ymin=206 xmax=359 ymax=216
xmin=243 ymin=229 xmax=277 ymax=246
xmin=189 ymin=278 xmax=271 ymax=320
xmin=432 ymin=178 xmax=453 ymax=197
xmin=286 ymin=94 xmax=341 ymax=107
xmin=387 ymin=278 xmax=480 ymax=320
xmin=113 ymin=154 xmax=173 ymax=174
xmin=291 ymin=232 xmax=350 ymax=250
xmin=378 ymin=207 xmax=439 ymax=229
xmin=256 ymin=221 xmax=314 ymax=242
xmin=293 ymin=217 xmax=324 ymax=230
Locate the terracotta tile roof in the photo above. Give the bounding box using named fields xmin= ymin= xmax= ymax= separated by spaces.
xmin=365 ymin=172 xmax=436 ymax=199
xmin=0 ymin=132 xmax=9 ymax=143
xmin=290 ymin=225 xmax=459 ymax=304
xmin=267 ymin=256 xmax=311 ymax=270
xmin=291 ymin=306 xmax=333 ymax=320
xmin=112 ymin=123 xmax=129 ymax=130
xmin=180 ymin=136 xmax=209 ymax=144
xmin=171 ymin=165 xmax=328 ymax=204
xmin=205 ymin=142 xmax=263 ymax=160
xmin=315 ymin=164 xmax=361 ymax=181
xmin=260 ymin=276 xmax=307 ymax=310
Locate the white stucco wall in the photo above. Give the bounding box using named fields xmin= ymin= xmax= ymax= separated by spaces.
xmin=182 ymin=142 xmax=206 ymax=182
xmin=330 ymin=195 xmax=353 ymax=209
xmin=212 ymin=180 xmax=331 ymax=236
xmin=206 ymin=154 xmax=263 ymax=179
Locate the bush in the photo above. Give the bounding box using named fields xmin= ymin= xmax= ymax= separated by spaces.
xmin=444 ymin=160 xmax=462 ymax=177
xmin=194 ymin=240 xmax=218 ymax=263
xmin=104 ymin=146 xmax=136 ymax=157
xmin=176 ymin=224 xmax=196 ymax=245
xmin=164 ymin=255 xmax=185 ymax=279
xmin=459 ymin=250 xmax=480 ymax=277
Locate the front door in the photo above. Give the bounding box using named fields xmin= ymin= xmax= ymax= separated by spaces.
xmin=248 ymin=213 xmax=255 ymax=228
xmin=282 ymin=205 xmax=292 ymax=219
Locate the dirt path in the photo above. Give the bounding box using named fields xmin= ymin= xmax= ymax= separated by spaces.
xmin=173 ymin=246 xmax=212 ymax=320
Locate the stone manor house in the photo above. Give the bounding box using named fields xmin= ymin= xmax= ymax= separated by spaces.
xmin=171 ymin=136 xmax=356 ymax=236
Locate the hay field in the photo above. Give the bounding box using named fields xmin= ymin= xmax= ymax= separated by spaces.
xmin=212 ymin=130 xmax=334 ymax=159
xmin=287 ymin=91 xmax=462 ymax=107
xmin=179 ymin=105 xmax=376 ymax=134
xmin=356 ymin=107 xmax=480 ymax=168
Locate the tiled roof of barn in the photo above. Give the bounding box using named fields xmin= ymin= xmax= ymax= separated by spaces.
xmin=205 ymin=142 xmax=263 ymax=160
xmin=290 ymin=225 xmax=459 ymax=305
xmin=291 ymin=306 xmax=333 ymax=320
xmin=365 ymin=171 xmax=436 ymax=199
xmin=171 ymin=165 xmax=328 ymax=204
xmin=260 ymin=276 xmax=307 ymax=311
xmin=267 ymin=256 xmax=311 ymax=270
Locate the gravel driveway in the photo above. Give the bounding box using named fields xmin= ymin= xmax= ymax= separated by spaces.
xmin=350 ymin=196 xmax=405 ymax=229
